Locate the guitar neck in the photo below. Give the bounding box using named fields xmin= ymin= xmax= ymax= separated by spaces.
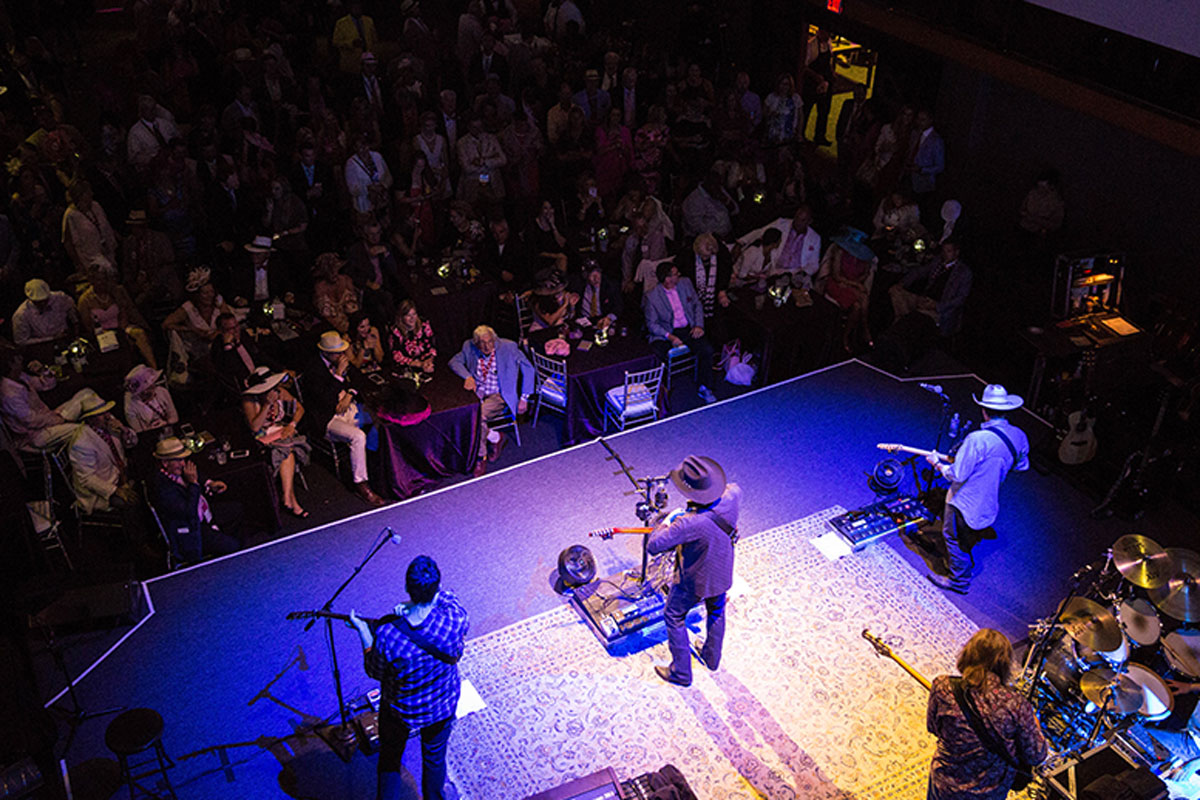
xmin=877 ymin=443 xmax=941 ymax=460
xmin=606 ymin=527 xmax=653 ymax=535
xmin=862 ymin=629 xmax=932 ymax=690
xmin=287 ymin=610 xmax=382 ymax=625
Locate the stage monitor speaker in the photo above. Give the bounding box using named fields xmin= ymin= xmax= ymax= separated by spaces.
xmin=524 ymin=767 xmax=621 ymax=800
xmin=29 ymin=580 xmax=143 ymax=631
xmin=1044 ymin=743 xmax=1166 ymax=800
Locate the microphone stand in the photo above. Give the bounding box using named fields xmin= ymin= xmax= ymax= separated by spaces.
xmin=598 ymin=438 xmax=668 ymax=584
xmin=303 ymin=527 xmax=396 ymax=761
xmin=33 ymin=618 xmax=124 ymax=758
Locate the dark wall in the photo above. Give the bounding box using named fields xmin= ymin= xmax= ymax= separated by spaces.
xmin=934 ymin=60 xmax=1200 ymax=309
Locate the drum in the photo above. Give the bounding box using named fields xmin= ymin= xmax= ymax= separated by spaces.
xmin=1118 ymin=597 xmax=1162 ymax=646
xmin=1072 ymin=629 xmax=1129 ymax=669
xmin=1123 ymin=663 xmax=1174 ymax=720
xmin=1162 ymin=629 xmax=1200 ymax=679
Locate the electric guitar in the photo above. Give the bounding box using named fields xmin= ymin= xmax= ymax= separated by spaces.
xmin=862 ymin=629 xmax=1042 ymax=793
xmin=877 ymin=443 xmax=953 ymax=463
xmin=286 ymin=610 xmax=382 ymax=626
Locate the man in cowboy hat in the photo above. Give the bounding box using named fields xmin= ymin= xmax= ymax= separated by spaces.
xmin=67 ymin=394 xmax=138 ymax=513
xmin=647 ymin=455 xmax=742 ymax=686
xmin=925 ymin=384 xmax=1029 ymax=594
xmin=148 ymin=436 xmax=240 ymax=563
xmin=303 ymin=331 xmax=386 ymax=506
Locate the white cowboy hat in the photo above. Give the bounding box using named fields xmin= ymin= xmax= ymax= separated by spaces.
xmin=669 ymin=455 xmax=726 ymax=505
xmin=244 ymin=235 xmax=274 ymax=253
xmin=317 ymin=331 xmax=350 ymax=353
xmin=974 ymin=384 xmax=1023 ymax=411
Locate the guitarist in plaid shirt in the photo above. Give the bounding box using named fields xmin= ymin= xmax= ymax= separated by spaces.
xmin=349 ymin=556 xmax=469 ymax=800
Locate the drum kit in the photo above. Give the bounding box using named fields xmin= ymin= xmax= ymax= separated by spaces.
xmin=1021 ymin=534 xmax=1200 ymax=759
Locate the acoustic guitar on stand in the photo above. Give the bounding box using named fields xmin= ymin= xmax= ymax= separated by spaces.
xmin=1058 ymin=349 xmax=1098 ymax=465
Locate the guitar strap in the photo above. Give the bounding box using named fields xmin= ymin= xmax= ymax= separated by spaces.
xmin=378 ymin=612 xmax=459 ymax=665
xmin=704 ymin=508 xmax=739 ymax=545
xmin=951 ymin=678 xmax=1033 ymax=786
xmin=984 ymin=426 xmax=1021 ymax=477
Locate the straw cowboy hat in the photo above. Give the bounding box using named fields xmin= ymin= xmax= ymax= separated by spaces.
xmin=153 ymin=437 xmax=191 ymax=460
xmin=77 ymin=394 xmax=116 ymax=419
xmin=244 ymin=235 xmax=274 ymax=253
xmin=317 ymin=331 xmax=350 ymax=353
xmin=974 ymin=384 xmax=1023 ymax=411
xmin=669 ymin=455 xmax=726 ymax=505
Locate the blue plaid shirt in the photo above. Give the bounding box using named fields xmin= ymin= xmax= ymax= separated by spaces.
xmin=365 ymin=590 xmax=469 ymax=727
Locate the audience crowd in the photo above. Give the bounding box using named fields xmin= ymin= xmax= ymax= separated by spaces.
xmin=1 ymin=0 xmax=997 ymax=570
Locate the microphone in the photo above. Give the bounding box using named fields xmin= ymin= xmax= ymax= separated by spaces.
xmin=919 ymin=382 xmax=946 ymax=396
xmin=385 ymin=527 xmax=402 ymax=546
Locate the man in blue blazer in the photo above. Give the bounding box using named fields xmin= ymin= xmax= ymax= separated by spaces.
xmin=643 ymin=260 xmax=717 ymax=403
xmin=909 ymin=109 xmax=944 ymax=210
xmin=449 ymin=325 xmax=535 ymax=474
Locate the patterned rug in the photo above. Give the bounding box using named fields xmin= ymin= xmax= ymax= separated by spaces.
xmin=449 ymin=508 xmax=979 ymax=800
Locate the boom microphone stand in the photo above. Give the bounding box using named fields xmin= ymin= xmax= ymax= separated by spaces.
xmin=33 ymin=618 xmax=124 ymax=758
xmin=598 ymin=438 xmax=670 ymax=583
xmin=298 ymin=526 xmax=399 ymax=761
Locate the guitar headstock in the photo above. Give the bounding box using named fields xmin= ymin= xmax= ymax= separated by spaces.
xmin=861 ymin=628 xmax=894 ymax=658
xmin=587 ymin=528 xmax=615 ymax=540
xmin=877 ymin=443 xmax=902 ymax=453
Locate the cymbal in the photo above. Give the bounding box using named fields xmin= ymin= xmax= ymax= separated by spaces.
xmin=1060 ymin=597 xmax=1123 ymax=653
xmin=1149 ymin=548 xmax=1200 ymax=623
xmin=1112 ymin=534 xmax=1174 ymax=589
xmin=1080 ymin=668 xmax=1144 ymax=714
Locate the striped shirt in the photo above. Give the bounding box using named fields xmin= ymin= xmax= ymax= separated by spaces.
xmin=365 ymin=590 xmax=469 ymax=727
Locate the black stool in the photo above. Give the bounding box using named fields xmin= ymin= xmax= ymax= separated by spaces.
xmin=104 ymin=708 xmax=178 ymax=799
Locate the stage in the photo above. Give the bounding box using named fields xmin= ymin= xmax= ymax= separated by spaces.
xmin=42 ymin=360 xmax=1195 ymax=799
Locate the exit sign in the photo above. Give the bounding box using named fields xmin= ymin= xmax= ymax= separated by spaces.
xmin=828 ymin=0 xmax=842 ymax=11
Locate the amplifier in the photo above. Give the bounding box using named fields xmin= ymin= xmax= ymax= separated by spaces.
xmin=828 ymin=494 xmax=933 ymax=550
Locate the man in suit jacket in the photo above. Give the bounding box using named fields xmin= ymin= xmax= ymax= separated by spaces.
xmin=67 ymin=396 xmax=136 ymax=514
xmin=570 ymin=260 xmax=623 ymax=328
xmin=643 ymin=260 xmax=716 ymax=402
xmin=210 ymin=312 xmax=285 ymax=389
xmin=288 ymin=144 xmax=338 ymax=251
xmin=648 ymin=455 xmax=741 ymax=685
xmin=890 ymin=239 xmax=971 ymax=337
xmin=147 ymin=436 xmax=241 ymax=563
xmin=908 ymin=109 xmax=945 ymax=199
xmin=466 ymin=31 xmax=509 ymax=92
xmin=572 ymin=69 xmax=610 ymax=125
xmin=449 ymin=325 xmax=535 ymax=474
xmin=302 ymin=331 xmax=386 ymax=505
xmin=480 ymin=216 xmax=531 ymax=300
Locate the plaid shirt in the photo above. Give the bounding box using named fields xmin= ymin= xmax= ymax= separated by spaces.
xmin=473 ymin=351 xmax=500 ymax=399
xmin=365 ymin=590 xmax=469 ymax=727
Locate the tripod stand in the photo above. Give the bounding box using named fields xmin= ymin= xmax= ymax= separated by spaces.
xmin=34 ymin=618 xmax=124 ymax=758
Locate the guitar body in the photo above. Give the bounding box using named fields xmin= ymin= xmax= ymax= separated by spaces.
xmin=1057 ymin=410 xmax=1098 ymax=465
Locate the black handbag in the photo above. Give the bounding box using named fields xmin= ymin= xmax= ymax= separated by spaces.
xmin=951 ymin=678 xmax=1036 ymax=792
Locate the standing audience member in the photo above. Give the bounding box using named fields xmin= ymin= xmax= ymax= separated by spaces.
xmin=908 ymin=109 xmax=945 ymax=217
xmin=681 ymin=170 xmax=737 ymax=240
xmin=346 ymin=134 xmax=394 ymax=217
xmin=332 ymin=1 xmax=378 ymax=75
xmin=62 ymin=180 xmax=118 ymax=276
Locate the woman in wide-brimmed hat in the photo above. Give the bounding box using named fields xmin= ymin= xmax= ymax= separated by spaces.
xmin=123 ymin=364 xmax=178 ymax=432
xmin=821 ymin=226 xmax=878 ymax=353
xmin=242 ymin=367 xmax=311 ymax=518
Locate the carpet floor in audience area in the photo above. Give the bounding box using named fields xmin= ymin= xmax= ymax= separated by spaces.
xmin=449 ymin=507 xmax=977 ymax=799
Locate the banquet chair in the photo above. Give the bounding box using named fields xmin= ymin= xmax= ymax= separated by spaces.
xmin=664 ymin=344 xmax=696 ymax=399
xmin=603 ymin=364 xmax=664 ymax=432
xmin=530 ymin=352 xmax=568 ymax=426
xmin=26 ymin=500 xmax=73 ymax=571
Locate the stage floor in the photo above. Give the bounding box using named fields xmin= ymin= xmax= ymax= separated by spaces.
xmin=44 ymin=360 xmax=1196 ymax=798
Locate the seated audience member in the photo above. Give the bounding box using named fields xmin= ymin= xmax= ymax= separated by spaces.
xmin=242 ymin=370 xmax=310 ymax=519
xmin=889 ymin=240 xmax=972 ymax=337
xmin=570 ymin=260 xmax=622 ymax=329
xmin=235 ymin=235 xmax=289 ymax=306
xmin=732 ymin=227 xmax=783 ymax=286
xmin=347 ymin=310 xmax=384 ymax=373
xmin=527 ymin=198 xmax=569 ymax=269
xmin=387 ymin=299 xmax=437 ymax=374
xmin=123 ymin=364 xmax=178 ymax=433
xmin=740 ymin=204 xmax=822 ymax=287
xmin=481 ymin=215 xmax=531 ymax=300
xmin=681 ymin=170 xmax=737 ymax=240
xmin=210 ymin=312 xmax=285 ymax=389
xmin=449 ymin=325 xmax=535 ymax=476
xmin=566 ymin=172 xmax=605 ymax=234
xmin=345 ymin=219 xmax=399 ymax=327
xmin=643 ymin=260 xmax=716 ymax=403
xmin=527 ymin=272 xmax=578 ymax=331
xmin=304 ymin=331 xmax=385 ymax=506
xmin=312 ymin=252 xmax=361 ymax=334
xmin=820 ymin=228 xmax=878 ymax=353
xmin=77 ymin=260 xmax=158 ymax=368
xmin=148 ymin=436 xmax=241 ymax=563
xmin=13 ymin=279 xmax=78 ymax=345
xmin=678 ymin=233 xmax=732 ymax=333
xmin=1 ymin=345 xmax=102 ymax=450
xmin=163 ymin=267 xmax=235 ymax=371
xmin=872 ymin=191 xmax=921 ymax=240
xmin=67 ymin=394 xmax=138 ymax=513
